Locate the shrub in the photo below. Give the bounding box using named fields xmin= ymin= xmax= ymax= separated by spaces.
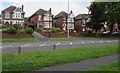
xmin=0 ymin=24 xmax=7 ymax=29
xmin=56 ymin=28 xmax=62 ymax=32
xmin=7 ymin=27 xmax=17 ymax=34
xmin=13 ymin=24 xmax=22 ymax=30
xmin=50 ymin=27 xmax=56 ymax=33
xmin=36 ymin=27 xmax=41 ymax=32
xmin=63 ymin=30 xmax=68 ymax=33
xmin=45 ymin=30 xmax=50 ymax=33
xmin=25 ymin=28 xmax=33 ymax=34
xmin=18 ymin=30 xmax=25 ymax=33
xmin=2 ymin=29 xmax=8 ymax=33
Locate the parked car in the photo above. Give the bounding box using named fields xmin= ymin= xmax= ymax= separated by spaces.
xmin=102 ymin=31 xmax=110 ymax=34
xmin=112 ymin=32 xmax=120 ymax=34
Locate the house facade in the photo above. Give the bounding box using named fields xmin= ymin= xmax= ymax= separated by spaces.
xmin=74 ymin=14 xmax=89 ymax=33
xmin=29 ymin=8 xmax=53 ymax=30
xmin=1 ymin=5 xmax=25 ymax=27
xmin=54 ymin=11 xmax=75 ymax=32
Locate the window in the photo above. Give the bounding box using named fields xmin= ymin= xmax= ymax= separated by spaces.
xmin=44 ymin=16 xmax=52 ymax=21
xmin=14 ymin=12 xmax=21 ymax=18
xmin=5 ymin=12 xmax=10 ymax=18
xmin=43 ymin=22 xmax=52 ymax=28
xmin=38 ymin=15 xmax=42 ymax=20
xmin=68 ymin=24 xmax=74 ymax=29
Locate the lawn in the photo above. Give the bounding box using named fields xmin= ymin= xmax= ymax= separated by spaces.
xmin=51 ymin=37 xmax=79 ymax=40
xmin=88 ymin=62 xmax=119 ymax=71
xmin=2 ymin=45 xmax=119 ymax=73
xmin=0 ymin=38 xmax=39 ymax=43
xmin=85 ymin=37 xmax=120 ymax=40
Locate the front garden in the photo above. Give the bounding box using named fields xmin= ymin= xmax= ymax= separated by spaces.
xmin=0 ymin=24 xmax=39 ymax=42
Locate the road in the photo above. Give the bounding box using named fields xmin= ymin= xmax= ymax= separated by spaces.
xmin=1 ymin=39 xmax=118 ymax=54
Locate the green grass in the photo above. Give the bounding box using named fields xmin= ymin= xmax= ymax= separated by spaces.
xmin=0 ymin=38 xmax=39 ymax=43
xmin=51 ymin=38 xmax=79 ymax=40
xmin=2 ymin=45 xmax=119 ymax=72
xmin=88 ymin=62 xmax=119 ymax=71
xmin=85 ymin=37 xmax=120 ymax=40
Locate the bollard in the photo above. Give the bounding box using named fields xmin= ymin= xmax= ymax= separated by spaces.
xmin=18 ymin=46 xmax=21 ymax=54
xmin=53 ymin=45 xmax=56 ymax=51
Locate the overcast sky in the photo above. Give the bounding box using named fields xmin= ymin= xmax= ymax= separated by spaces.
xmin=0 ymin=0 xmax=92 ymax=17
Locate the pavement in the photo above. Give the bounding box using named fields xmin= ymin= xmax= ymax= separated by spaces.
xmin=24 ymin=53 xmax=119 ymax=73
xmin=39 ymin=54 xmax=119 ymax=71
xmin=32 ymin=31 xmax=50 ymax=41
xmin=1 ymin=39 xmax=119 ymax=54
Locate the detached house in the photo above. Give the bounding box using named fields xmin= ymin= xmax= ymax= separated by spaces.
xmin=54 ymin=11 xmax=75 ymax=32
xmin=29 ymin=8 xmax=54 ymax=30
xmin=74 ymin=14 xmax=89 ymax=33
xmin=1 ymin=5 xmax=25 ymax=27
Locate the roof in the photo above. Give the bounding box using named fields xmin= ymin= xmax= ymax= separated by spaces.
xmin=34 ymin=9 xmax=47 ymax=15
xmin=75 ymin=14 xmax=88 ymax=20
xmin=54 ymin=11 xmax=68 ymax=18
xmin=2 ymin=6 xmax=16 ymax=12
xmin=30 ymin=9 xmax=53 ymax=18
xmin=2 ymin=5 xmax=25 ymax=13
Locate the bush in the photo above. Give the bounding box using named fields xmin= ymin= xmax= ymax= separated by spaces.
xmin=2 ymin=29 xmax=8 ymax=33
xmin=63 ymin=30 xmax=68 ymax=33
xmin=50 ymin=27 xmax=56 ymax=33
xmin=13 ymin=24 xmax=22 ymax=30
xmin=18 ymin=30 xmax=25 ymax=33
xmin=7 ymin=27 xmax=17 ymax=34
xmin=0 ymin=24 xmax=7 ymax=29
xmin=45 ymin=30 xmax=50 ymax=33
xmin=25 ymin=28 xmax=33 ymax=34
xmin=36 ymin=27 xmax=41 ymax=32
xmin=56 ymin=28 xmax=62 ymax=32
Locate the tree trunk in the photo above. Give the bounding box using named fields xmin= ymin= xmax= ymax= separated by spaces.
xmin=95 ymin=29 xmax=98 ymax=37
xmin=110 ymin=23 xmax=114 ymax=35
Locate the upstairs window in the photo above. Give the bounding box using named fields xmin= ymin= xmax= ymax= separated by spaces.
xmin=38 ymin=15 xmax=42 ymax=20
xmin=5 ymin=12 xmax=10 ymax=18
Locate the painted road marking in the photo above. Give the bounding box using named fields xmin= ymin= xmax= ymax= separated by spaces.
xmin=107 ymin=41 xmax=111 ymax=42
xmin=99 ymin=41 xmax=103 ymax=43
xmin=39 ymin=43 xmax=46 ymax=46
xmin=81 ymin=42 xmax=84 ymax=44
xmin=56 ymin=43 xmax=60 ymax=45
xmin=21 ymin=44 xmax=31 ymax=47
xmin=91 ymin=41 xmax=95 ymax=43
xmin=70 ymin=42 xmax=73 ymax=44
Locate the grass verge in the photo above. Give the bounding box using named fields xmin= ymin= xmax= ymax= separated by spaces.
xmin=88 ymin=62 xmax=119 ymax=71
xmin=51 ymin=38 xmax=79 ymax=41
xmin=85 ymin=37 xmax=119 ymax=40
xmin=0 ymin=38 xmax=39 ymax=43
xmin=2 ymin=45 xmax=119 ymax=72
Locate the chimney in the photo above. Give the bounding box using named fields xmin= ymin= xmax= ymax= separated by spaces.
xmin=22 ymin=5 xmax=24 ymax=11
xmin=49 ymin=8 xmax=51 ymax=13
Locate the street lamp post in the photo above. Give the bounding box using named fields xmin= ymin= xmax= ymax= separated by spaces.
xmin=67 ymin=0 xmax=70 ymax=38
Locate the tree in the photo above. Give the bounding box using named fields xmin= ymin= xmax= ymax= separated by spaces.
xmin=88 ymin=2 xmax=106 ymax=34
xmin=105 ymin=2 xmax=120 ymax=34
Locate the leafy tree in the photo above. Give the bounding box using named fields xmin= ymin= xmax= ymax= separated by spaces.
xmin=88 ymin=2 xmax=106 ymax=34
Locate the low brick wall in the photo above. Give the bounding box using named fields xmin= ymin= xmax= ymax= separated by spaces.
xmin=0 ymin=33 xmax=33 ymax=39
xmin=70 ymin=32 xmax=120 ymax=37
xmin=39 ymin=32 xmax=67 ymax=38
xmin=70 ymin=33 xmax=96 ymax=37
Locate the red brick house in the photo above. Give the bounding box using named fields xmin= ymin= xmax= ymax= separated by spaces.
xmin=54 ymin=10 xmax=75 ymax=32
xmin=29 ymin=8 xmax=54 ymax=30
xmin=1 ymin=5 xmax=25 ymax=27
xmin=74 ymin=14 xmax=89 ymax=33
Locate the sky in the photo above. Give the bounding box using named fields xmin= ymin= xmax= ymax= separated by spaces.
xmin=0 ymin=0 xmax=92 ymax=17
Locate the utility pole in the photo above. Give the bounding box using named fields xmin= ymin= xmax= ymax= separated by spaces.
xmin=67 ymin=0 xmax=70 ymax=38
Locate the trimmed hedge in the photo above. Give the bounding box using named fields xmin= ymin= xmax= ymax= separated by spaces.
xmin=25 ymin=28 xmax=34 ymax=34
